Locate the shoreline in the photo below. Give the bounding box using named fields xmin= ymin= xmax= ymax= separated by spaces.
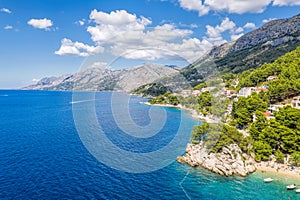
xmin=145 ymin=101 xmax=300 ymax=181
xmin=143 ymin=102 xmax=180 ymax=108
xmin=256 ymin=162 xmax=300 ymax=181
xmin=144 ymin=102 xmax=219 ymax=123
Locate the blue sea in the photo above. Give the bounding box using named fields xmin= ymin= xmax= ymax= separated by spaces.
xmin=0 ymin=90 xmax=299 ymax=200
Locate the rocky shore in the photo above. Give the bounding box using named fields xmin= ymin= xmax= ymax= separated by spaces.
xmin=146 ymin=102 xmax=257 ymax=176
xmin=178 ymin=142 xmax=257 ymax=177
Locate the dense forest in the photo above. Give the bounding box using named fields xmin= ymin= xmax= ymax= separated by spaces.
xmin=250 ymin=106 xmax=300 ymax=162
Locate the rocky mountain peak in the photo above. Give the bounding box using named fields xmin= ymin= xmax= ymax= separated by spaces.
xmin=231 ymin=14 xmax=300 ymax=52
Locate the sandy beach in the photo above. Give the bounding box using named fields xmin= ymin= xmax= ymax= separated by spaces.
xmin=256 ymin=161 xmax=300 ymax=181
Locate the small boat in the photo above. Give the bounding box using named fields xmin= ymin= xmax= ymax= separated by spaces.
xmin=296 ymin=189 xmax=300 ymax=193
xmin=286 ymin=184 xmax=296 ymax=190
xmin=264 ymin=178 xmax=273 ymax=183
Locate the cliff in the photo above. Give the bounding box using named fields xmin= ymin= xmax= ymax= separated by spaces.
xmin=179 ymin=143 xmax=256 ymax=177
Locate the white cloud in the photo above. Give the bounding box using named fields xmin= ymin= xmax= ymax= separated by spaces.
xmin=178 ymin=0 xmax=300 ymax=16
xmin=165 ymin=38 xmax=212 ymax=60
xmin=190 ymin=24 xmax=198 ymax=28
xmin=262 ymin=18 xmax=277 ymax=23
xmin=1 ymin=8 xmax=11 ymax=14
xmin=196 ymin=17 xmax=247 ymax=49
xmin=55 ymin=9 xmax=196 ymax=61
xmin=56 ymin=10 xmax=245 ymax=63
xmin=4 ymin=25 xmax=13 ymax=30
xmin=88 ymin=11 xmax=190 ymax=44
xmin=90 ymin=62 xmax=108 ymax=69
xmin=55 ymin=38 xmax=104 ymax=57
xmin=147 ymin=24 xmax=192 ymax=41
xmin=217 ymin=17 xmax=236 ymax=32
xmin=27 ymin=18 xmax=53 ymax=30
xmin=110 ymin=38 xmax=211 ymax=62
xmin=235 ymin=27 xmax=244 ymax=33
xmin=273 ymin=0 xmax=300 ymax=6
xmin=88 ymin=10 xmax=152 ymax=44
xmin=85 ymin=9 xmax=201 ymax=61
xmin=243 ymin=22 xmax=256 ymax=29
xmin=76 ymin=19 xmax=85 ymax=26
xmin=90 ymin=9 xmax=151 ymax=26
xmin=205 ymin=0 xmax=272 ymax=14
xmin=178 ymin=0 xmax=210 ymax=16
xmin=204 ymin=17 xmax=237 ymax=46
xmin=178 ymin=22 xmax=199 ymax=29
xmin=178 ymin=0 xmax=275 ymax=15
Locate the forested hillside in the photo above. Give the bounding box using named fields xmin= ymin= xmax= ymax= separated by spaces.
xmin=189 ymin=46 xmax=300 ymax=165
xmin=238 ymin=46 xmax=300 ymax=102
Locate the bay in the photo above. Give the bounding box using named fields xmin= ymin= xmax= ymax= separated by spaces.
xmin=0 ymin=90 xmax=298 ymax=200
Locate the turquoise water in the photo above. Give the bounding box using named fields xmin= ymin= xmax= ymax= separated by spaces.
xmin=0 ymin=90 xmax=299 ymax=199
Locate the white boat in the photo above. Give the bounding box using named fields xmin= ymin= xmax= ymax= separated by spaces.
xmin=264 ymin=178 xmax=273 ymax=183
xmin=295 ymin=189 xmax=300 ymax=193
xmin=286 ymin=184 xmax=297 ymax=190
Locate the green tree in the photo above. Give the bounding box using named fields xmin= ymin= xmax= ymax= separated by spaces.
xmin=246 ymin=92 xmax=268 ymax=113
xmin=249 ymin=111 xmax=267 ymax=140
xmin=235 ymin=107 xmax=252 ymax=129
xmin=193 ymin=82 xmax=207 ymax=90
xmin=280 ymin=127 xmax=298 ymax=154
xmin=275 ymin=106 xmax=300 ymax=130
xmin=203 ymin=124 xmax=243 ymax=153
xmin=275 ymin=149 xmax=284 ymax=163
xmin=259 ymin=120 xmax=281 ymax=150
xmin=191 ymin=123 xmax=209 ymax=144
xmin=253 ymin=141 xmax=272 ymax=161
xmin=290 ymin=152 xmax=300 ymax=167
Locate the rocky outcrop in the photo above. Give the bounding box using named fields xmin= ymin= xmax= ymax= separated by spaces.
xmin=23 ymin=63 xmax=179 ymax=92
xmin=179 ymin=143 xmax=256 ymax=177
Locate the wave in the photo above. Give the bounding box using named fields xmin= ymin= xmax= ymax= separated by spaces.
xmin=70 ymin=99 xmax=95 ymax=104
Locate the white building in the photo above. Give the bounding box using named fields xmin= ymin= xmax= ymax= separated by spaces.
xmin=237 ymin=87 xmax=255 ymax=97
xmin=267 ymin=75 xmax=278 ymax=81
xmin=226 ymin=90 xmax=236 ymax=98
xmin=201 ymin=87 xmax=216 ymax=93
xmin=181 ymin=90 xmax=192 ymax=97
xmin=291 ymin=97 xmax=300 ymax=109
xmin=268 ymin=104 xmax=285 ymax=114
xmin=192 ymin=90 xmax=201 ymax=96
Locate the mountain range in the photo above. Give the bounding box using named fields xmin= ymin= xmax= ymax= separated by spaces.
xmin=24 ymin=14 xmax=300 ymax=93
xmin=23 ymin=63 xmax=179 ymax=92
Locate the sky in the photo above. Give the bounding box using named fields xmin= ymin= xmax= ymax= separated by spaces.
xmin=0 ymin=0 xmax=300 ymax=88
